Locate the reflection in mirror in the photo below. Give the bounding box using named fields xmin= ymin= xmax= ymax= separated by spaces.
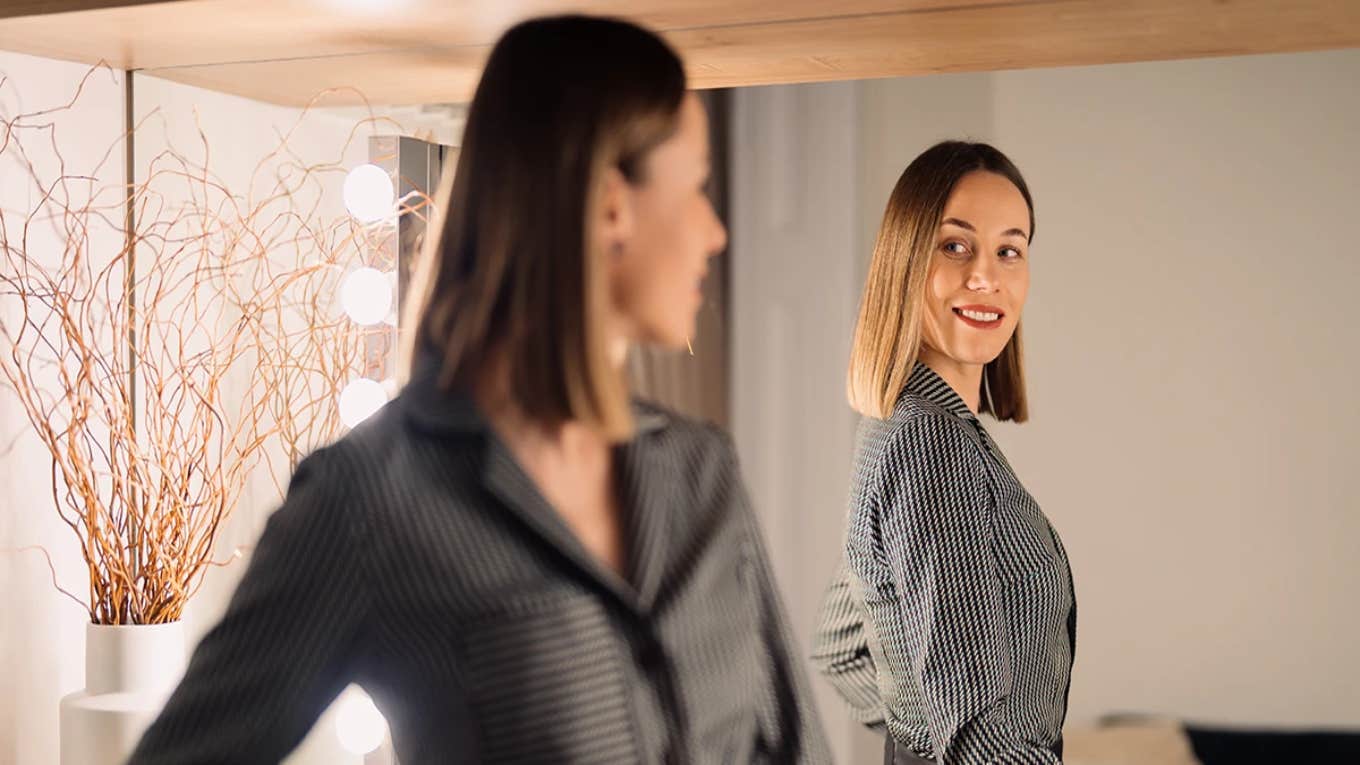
xmin=729 ymin=47 xmax=1360 ymax=764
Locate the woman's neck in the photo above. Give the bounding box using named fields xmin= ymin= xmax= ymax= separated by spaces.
xmin=473 ymin=347 xmax=627 ymax=579
xmin=917 ymin=347 xmax=983 ymax=414
xmin=473 ymin=344 xmax=624 ymax=455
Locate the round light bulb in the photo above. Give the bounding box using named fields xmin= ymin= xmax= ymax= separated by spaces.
xmin=338 ymin=378 xmax=388 ymax=429
xmin=340 ymin=267 xmax=393 ymax=326
xmin=335 ymin=686 xmax=387 ymax=755
xmin=343 ymin=164 xmax=394 ymax=223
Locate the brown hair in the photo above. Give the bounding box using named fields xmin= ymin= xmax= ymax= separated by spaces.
xmin=847 ymin=140 xmax=1034 ymax=422
xmin=403 ymin=15 xmax=686 ymax=439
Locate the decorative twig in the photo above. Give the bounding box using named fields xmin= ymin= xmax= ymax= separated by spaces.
xmin=0 ymin=66 xmax=418 ymax=624
xmin=2 ymin=545 xmax=89 ymax=611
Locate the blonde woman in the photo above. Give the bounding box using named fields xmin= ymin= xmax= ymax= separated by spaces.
xmin=812 ymin=142 xmax=1075 ymax=764
xmin=131 ymin=16 xmax=829 ymax=764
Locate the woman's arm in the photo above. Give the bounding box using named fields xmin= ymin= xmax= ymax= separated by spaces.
xmin=810 ymin=558 xmax=886 ymax=727
xmin=128 ymin=446 xmax=371 ymax=764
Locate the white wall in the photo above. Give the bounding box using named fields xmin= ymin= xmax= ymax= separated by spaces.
xmin=731 ymin=47 xmax=1360 ymax=752
xmin=730 ymin=81 xmax=883 ymax=763
xmin=0 ymin=52 xmax=126 ymax=765
xmin=981 ymin=49 xmax=1360 ymax=729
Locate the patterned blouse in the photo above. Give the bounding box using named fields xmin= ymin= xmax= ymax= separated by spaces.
xmin=129 ymin=353 xmax=831 ymax=764
xmin=813 ymin=363 xmax=1076 ymax=763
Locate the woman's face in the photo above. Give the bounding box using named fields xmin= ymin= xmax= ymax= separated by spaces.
xmin=920 ymin=170 xmax=1031 ymax=371
xmin=603 ymin=93 xmax=727 ymax=351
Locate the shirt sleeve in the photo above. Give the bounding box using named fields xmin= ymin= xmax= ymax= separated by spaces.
xmin=870 ymin=417 xmax=1060 ymax=764
xmin=128 ymin=446 xmax=371 ymax=764
xmin=809 ymin=557 xmax=886 ymax=727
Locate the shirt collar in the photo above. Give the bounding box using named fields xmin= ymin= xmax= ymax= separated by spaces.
xmin=900 ymin=362 xmax=978 ymax=422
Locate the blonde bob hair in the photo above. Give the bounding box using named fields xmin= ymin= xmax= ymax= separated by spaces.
xmin=847 ymin=141 xmax=1035 ymax=423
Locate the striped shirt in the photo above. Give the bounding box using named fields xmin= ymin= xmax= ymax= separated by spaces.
xmin=811 ymin=363 xmax=1076 ymax=764
xmin=129 ymin=354 xmax=831 ymax=765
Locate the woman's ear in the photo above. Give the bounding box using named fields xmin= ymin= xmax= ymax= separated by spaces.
xmin=597 ymin=165 xmax=635 ymax=256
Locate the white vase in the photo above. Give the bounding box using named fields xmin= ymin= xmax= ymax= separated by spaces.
xmin=59 ymin=621 xmax=187 ymax=765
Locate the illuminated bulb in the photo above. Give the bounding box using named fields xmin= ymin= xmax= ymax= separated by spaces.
xmin=335 ymin=686 xmax=387 ymax=755
xmin=340 ymin=267 xmax=393 ymax=326
xmin=338 ymin=378 xmax=388 ymax=428
xmin=343 ymin=164 xmax=394 ymax=223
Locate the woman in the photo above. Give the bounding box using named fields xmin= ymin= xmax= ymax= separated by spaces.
xmin=812 ymin=142 xmax=1076 ymax=764
xmin=131 ymin=16 xmax=829 ymax=764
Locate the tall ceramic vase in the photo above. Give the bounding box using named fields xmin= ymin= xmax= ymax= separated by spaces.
xmin=59 ymin=621 xmax=187 ymax=765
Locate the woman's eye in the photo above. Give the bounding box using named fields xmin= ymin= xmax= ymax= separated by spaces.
xmin=942 ymin=241 xmax=969 ymax=256
xmin=999 ymin=247 xmax=1023 ymax=259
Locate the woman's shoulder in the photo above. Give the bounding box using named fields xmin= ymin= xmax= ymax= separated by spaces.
xmin=855 ymin=400 xmax=989 ymax=487
xmin=631 ymin=398 xmax=736 ymax=462
xmin=875 ymin=395 xmax=984 ymax=453
xmin=631 ymin=398 xmax=761 ymax=513
xmin=298 ymin=399 xmax=457 ymax=501
xmin=851 ymin=407 xmax=995 ymax=535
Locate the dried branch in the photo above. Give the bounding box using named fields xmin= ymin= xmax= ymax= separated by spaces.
xmin=0 ymin=67 xmax=414 ymax=625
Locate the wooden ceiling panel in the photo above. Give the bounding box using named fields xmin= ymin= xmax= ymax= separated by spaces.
xmin=2 ymin=0 xmax=1358 ymax=106
xmin=0 ymin=0 xmax=174 ymax=17
xmin=142 ymin=45 xmax=491 ymax=108
xmin=0 ymin=0 xmax=1011 ymax=69
xmin=674 ymin=0 xmax=1360 ymax=87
